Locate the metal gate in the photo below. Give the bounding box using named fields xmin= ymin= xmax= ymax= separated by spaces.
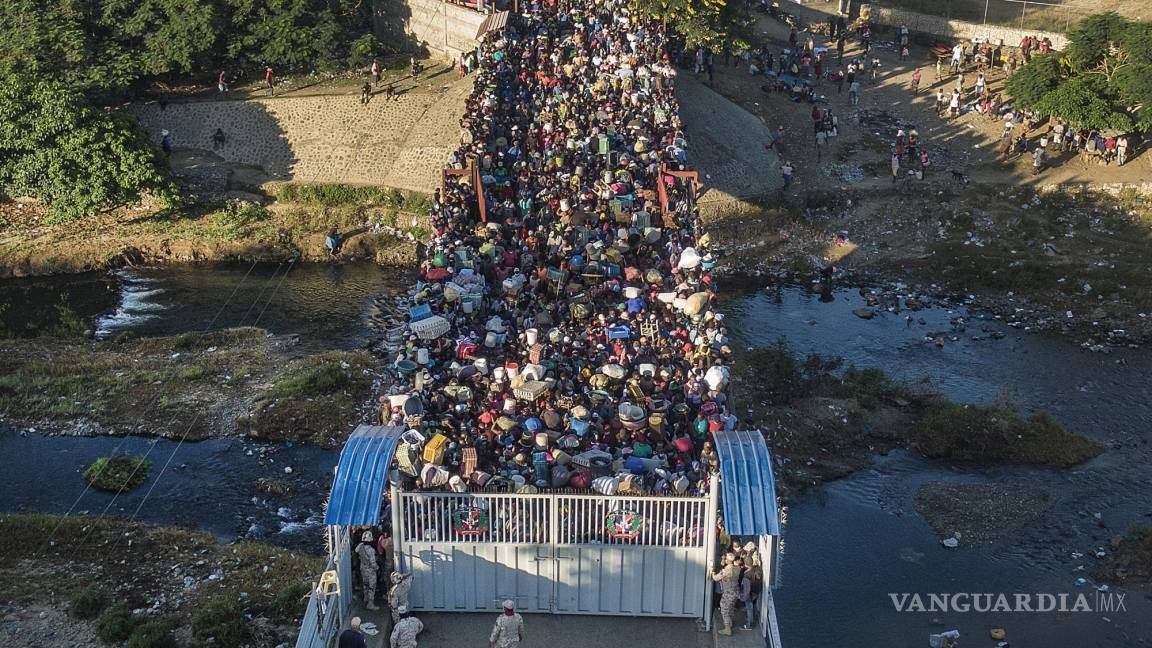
xmin=392 ymin=482 xmax=718 ymax=618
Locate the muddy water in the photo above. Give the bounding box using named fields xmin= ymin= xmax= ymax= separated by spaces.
xmin=0 ymin=262 xmax=410 ymax=553
xmin=0 ymin=429 xmax=338 ymax=552
xmin=0 ymin=261 xmax=408 ymax=351
xmin=724 ymin=285 xmax=1152 ymax=646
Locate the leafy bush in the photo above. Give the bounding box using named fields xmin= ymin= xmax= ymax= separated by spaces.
xmin=96 ymin=604 xmax=136 ymax=643
xmin=207 ymin=200 xmax=272 ymax=240
xmin=83 ymin=456 xmax=151 ymax=493
xmin=274 ymin=183 xmax=433 ymax=214
xmin=69 ymin=585 xmax=108 ymax=619
xmin=0 ymin=75 xmax=178 ymax=222
xmin=127 ymin=621 xmax=177 ymax=648
xmin=270 ymin=582 xmax=310 ymax=621
xmin=192 ymin=599 xmax=249 ymax=645
xmin=349 ymin=33 xmax=383 ymax=69
xmin=267 ymin=362 xmax=350 ymax=398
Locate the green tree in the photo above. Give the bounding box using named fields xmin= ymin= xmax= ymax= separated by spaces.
xmin=1004 ymin=54 xmax=1061 ymax=107
xmin=0 ymin=75 xmax=178 ymax=223
xmin=1007 ymin=12 xmax=1152 ymax=130
xmin=1035 ymin=76 xmax=1133 ymax=131
xmin=1062 ymin=11 xmax=1128 ymax=73
xmin=631 ymin=0 xmax=750 ymax=50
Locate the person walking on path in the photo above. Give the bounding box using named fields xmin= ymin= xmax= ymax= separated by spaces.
xmin=356 ymin=531 xmax=380 ymax=610
xmin=264 ymin=65 xmax=275 ymax=96
xmin=911 ymin=67 xmax=921 ymax=93
xmin=489 ymin=600 xmax=525 ymax=648
xmin=1117 ymin=135 xmax=1130 ymax=166
xmin=217 ymin=69 xmax=228 ymax=93
xmin=712 ymin=553 xmax=742 ymax=635
xmin=890 ymin=151 xmax=901 ymax=183
xmin=388 ymin=571 xmax=413 ymax=622
xmin=848 ymin=79 xmax=860 ymax=106
xmin=372 ymin=59 xmax=382 ymax=86
xmin=390 ymin=613 xmax=424 ymax=648
xmin=780 ymin=161 xmax=794 ymax=191
xmin=160 ymin=130 xmax=172 ymax=156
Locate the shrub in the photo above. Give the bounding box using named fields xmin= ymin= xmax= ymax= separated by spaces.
xmin=96 ymin=604 xmax=135 ymax=643
xmin=192 ymin=599 xmax=249 ymax=645
xmin=269 ymin=582 xmax=310 ymax=622
xmin=267 ymin=362 xmax=350 ymax=398
xmin=178 ymin=366 xmax=209 ymax=381
xmin=127 ymin=621 xmax=177 ymax=648
xmin=69 ymin=585 xmax=107 ymax=619
xmin=83 ymin=456 xmax=151 ymax=492
xmin=209 ymin=200 xmax=271 ymax=240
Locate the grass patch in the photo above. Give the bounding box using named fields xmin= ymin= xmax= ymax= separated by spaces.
xmin=96 ymin=603 xmax=137 ymax=643
xmin=0 ymin=328 xmax=280 ymax=440
xmin=191 ymin=599 xmax=249 ymax=645
xmin=83 ymin=456 xmax=151 ymax=492
xmin=913 ymin=400 xmax=1101 ymax=466
xmin=248 ymin=350 xmax=376 ymax=446
xmin=274 ymin=183 xmax=433 ymax=215
xmin=69 ymin=584 xmax=108 ymax=619
xmin=1098 ymin=526 xmax=1152 ymax=585
xmin=0 ymin=514 xmax=320 ymax=646
xmin=738 ymin=340 xmax=1101 ymax=474
xmin=127 ymin=621 xmax=177 ymax=648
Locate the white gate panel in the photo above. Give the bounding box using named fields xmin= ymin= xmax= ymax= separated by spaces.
xmin=402 ymin=542 xmax=553 ymax=612
xmin=394 ymin=487 xmax=716 ymax=619
xmin=555 ymin=546 xmax=705 ymax=616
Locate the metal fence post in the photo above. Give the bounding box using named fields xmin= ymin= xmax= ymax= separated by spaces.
xmin=391 ymin=487 xmax=404 ymax=573
xmin=702 ymin=476 xmax=720 ymax=630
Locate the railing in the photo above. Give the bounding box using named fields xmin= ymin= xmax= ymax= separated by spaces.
xmin=294 ymin=528 xmax=352 ymax=648
xmin=395 ymin=490 xmax=710 ymax=548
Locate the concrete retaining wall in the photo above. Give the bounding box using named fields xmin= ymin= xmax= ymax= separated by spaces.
xmin=402 ymin=0 xmax=485 ymax=57
xmin=862 ymin=4 xmax=1068 ymax=49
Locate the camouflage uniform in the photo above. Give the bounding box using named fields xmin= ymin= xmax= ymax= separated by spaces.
xmin=389 ymin=616 xmax=424 ymax=648
xmin=489 ymin=610 xmax=525 ymax=648
xmin=712 ymin=561 xmax=742 ymax=633
xmin=389 ymin=572 xmax=413 ymax=623
xmin=355 ymin=538 xmax=379 ymax=610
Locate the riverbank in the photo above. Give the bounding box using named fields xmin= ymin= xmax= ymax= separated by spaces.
xmin=709 ymin=181 xmax=1152 ymax=345
xmin=0 ymin=327 xmax=379 ymax=448
xmin=733 ymin=341 xmax=1103 ymax=490
xmin=0 ymin=512 xmax=320 ymax=648
xmin=0 ymin=183 xmax=427 ymax=278
xmin=695 ymin=4 xmax=1152 ymax=345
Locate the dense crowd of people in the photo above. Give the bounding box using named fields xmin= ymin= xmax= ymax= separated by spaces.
xmin=379 ymin=0 xmax=732 ymax=503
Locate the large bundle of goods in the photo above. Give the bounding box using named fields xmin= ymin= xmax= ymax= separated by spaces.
xmin=379 ymin=0 xmax=734 ymax=499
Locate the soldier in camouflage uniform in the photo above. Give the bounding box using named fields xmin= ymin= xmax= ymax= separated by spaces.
xmin=355 ymin=531 xmax=380 ymax=610
xmin=711 ymin=553 xmax=742 ymax=635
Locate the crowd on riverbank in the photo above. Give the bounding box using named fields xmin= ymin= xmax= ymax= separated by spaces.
xmin=376 ymin=0 xmax=732 ymax=499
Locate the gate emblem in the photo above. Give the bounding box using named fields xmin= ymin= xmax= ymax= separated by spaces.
xmin=452 ymin=506 xmax=490 ymax=536
xmin=605 ymin=509 xmax=644 ymax=540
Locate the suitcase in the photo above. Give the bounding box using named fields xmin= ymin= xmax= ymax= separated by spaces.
xmin=422 ymin=434 xmax=449 ymax=465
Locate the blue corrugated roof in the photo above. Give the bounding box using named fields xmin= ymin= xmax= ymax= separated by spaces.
xmin=714 ymin=430 xmax=780 ymax=536
xmin=324 ymin=425 xmax=404 ymax=526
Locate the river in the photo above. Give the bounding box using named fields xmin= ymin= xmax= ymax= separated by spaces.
xmin=725 ymin=284 xmax=1152 ymax=646
xmin=1 ymin=266 xmax=1150 ymax=645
